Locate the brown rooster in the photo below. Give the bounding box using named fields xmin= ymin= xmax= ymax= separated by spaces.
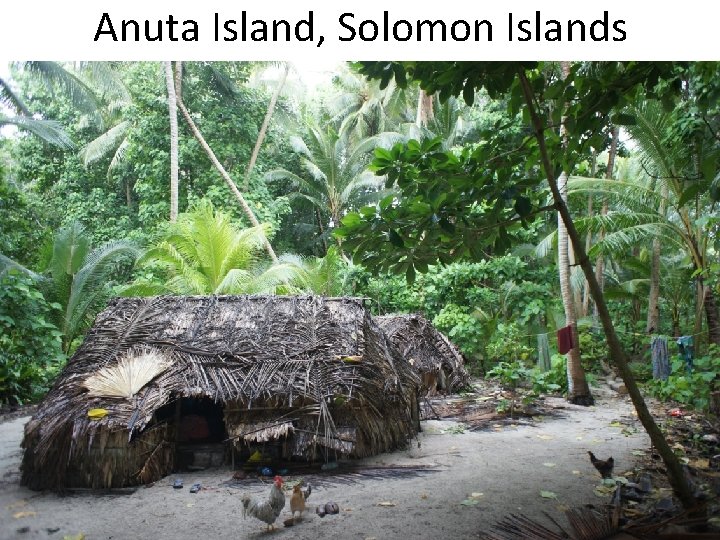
xmin=241 ymin=475 xmax=286 ymax=531
xmin=289 ymin=483 xmax=311 ymax=523
xmin=588 ymin=451 xmax=614 ymax=478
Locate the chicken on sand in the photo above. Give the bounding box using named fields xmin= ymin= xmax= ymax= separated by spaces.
xmin=289 ymin=483 xmax=312 ymax=523
xmin=241 ymin=475 xmax=286 ymax=531
xmin=588 ymin=451 xmax=615 ymax=479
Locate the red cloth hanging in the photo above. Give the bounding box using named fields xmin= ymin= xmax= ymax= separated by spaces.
xmin=557 ymin=325 xmax=574 ymax=354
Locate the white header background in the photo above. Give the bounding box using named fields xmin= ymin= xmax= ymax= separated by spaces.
xmin=0 ymin=1 xmax=717 ymax=60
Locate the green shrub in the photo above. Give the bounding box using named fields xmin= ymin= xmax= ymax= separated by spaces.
xmin=486 ymin=361 xmax=532 ymax=388
xmin=531 ymin=354 xmax=568 ymax=394
xmin=432 ymin=304 xmax=485 ymax=364
xmin=0 ymin=270 xmax=66 ymax=404
xmin=644 ymin=346 xmax=720 ymax=411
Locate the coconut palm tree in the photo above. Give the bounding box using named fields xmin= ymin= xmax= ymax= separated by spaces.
xmin=568 ymin=99 xmax=720 ymax=345
xmin=556 ymin=61 xmax=592 ymax=405
xmin=123 ymin=200 xmax=306 ymax=296
xmin=267 ymin=121 xmax=395 ymax=253
xmin=330 ymin=67 xmax=412 ymax=142
xmin=0 ymin=222 xmax=140 ymax=353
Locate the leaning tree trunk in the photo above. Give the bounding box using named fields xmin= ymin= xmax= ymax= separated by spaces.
xmin=163 ymin=61 xmax=179 ymax=222
xmin=581 ymin=150 xmax=597 ymax=317
xmin=243 ymin=62 xmax=289 ymax=191
xmin=518 ymin=68 xmax=696 ymax=509
xmin=557 ymin=62 xmax=593 ymax=405
xmin=173 ymin=62 xmax=279 ymax=263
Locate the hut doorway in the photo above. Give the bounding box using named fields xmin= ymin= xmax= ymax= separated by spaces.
xmin=156 ymin=397 xmax=228 ymax=471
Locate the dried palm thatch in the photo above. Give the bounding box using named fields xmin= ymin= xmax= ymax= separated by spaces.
xmin=376 ymin=314 xmax=470 ymax=395
xmin=22 ymin=295 xmax=420 ymax=490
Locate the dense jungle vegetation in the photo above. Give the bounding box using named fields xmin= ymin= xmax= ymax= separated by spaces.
xmin=0 ymin=61 xmax=718 ymax=426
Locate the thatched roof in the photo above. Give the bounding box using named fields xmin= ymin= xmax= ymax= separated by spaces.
xmin=376 ymin=314 xmax=470 ymax=394
xmin=22 ymin=295 xmax=420 ymax=490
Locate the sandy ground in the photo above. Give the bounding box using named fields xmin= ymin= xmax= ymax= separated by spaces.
xmin=0 ymin=387 xmax=649 ymax=540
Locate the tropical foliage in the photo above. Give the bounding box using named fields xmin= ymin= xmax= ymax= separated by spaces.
xmin=1 ymin=61 xmax=719 ymax=424
xmin=123 ymin=200 xmax=306 ymax=296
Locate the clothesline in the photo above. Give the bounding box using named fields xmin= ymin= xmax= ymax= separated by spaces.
xmin=512 ymin=327 xmax=709 ymax=341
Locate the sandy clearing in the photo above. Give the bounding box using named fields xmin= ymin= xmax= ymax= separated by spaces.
xmin=0 ymin=388 xmax=648 ymax=540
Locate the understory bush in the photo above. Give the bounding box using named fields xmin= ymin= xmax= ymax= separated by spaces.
xmin=644 ymin=346 xmax=720 ymax=411
xmin=486 ymin=354 xmax=569 ymax=395
xmin=0 ymin=270 xmax=66 ymax=405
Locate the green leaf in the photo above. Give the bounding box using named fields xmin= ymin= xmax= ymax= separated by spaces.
xmin=610 ymin=112 xmax=637 ymax=125
xmin=540 ymin=491 xmax=557 ymax=499
xmin=406 ymin=265 xmax=416 ymax=284
xmin=513 ymin=196 xmax=532 ymax=218
xmin=388 ymin=229 xmax=404 ymax=248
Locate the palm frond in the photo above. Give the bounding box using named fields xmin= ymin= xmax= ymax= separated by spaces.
xmin=83 ymin=350 xmax=170 ymax=398
xmin=0 ymin=114 xmax=74 ymax=148
xmin=63 ymin=240 xmax=140 ymax=345
xmin=118 ymin=282 xmax=172 ymax=297
xmin=81 ymin=120 xmax=130 ymax=166
xmin=535 ymin=230 xmax=557 ymax=258
xmin=21 ymin=61 xmax=100 ymax=116
xmin=0 ymin=76 xmax=31 ymax=115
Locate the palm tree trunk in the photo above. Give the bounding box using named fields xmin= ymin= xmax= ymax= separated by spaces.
xmin=173 ymin=62 xmax=279 ymax=263
xmin=647 ymin=236 xmax=662 ymax=333
xmin=163 ymin=61 xmax=179 ymax=222
xmin=582 ymin=190 xmax=594 ymax=317
xmin=647 ymin=180 xmax=667 ymax=333
xmin=244 ymin=63 xmax=289 ymax=191
xmin=557 ymin=62 xmax=592 ymax=405
xmin=315 ymin=209 xmax=328 ymax=255
xmin=705 ymin=287 xmax=720 ymax=346
xmin=558 ymin=170 xmax=590 ymax=403
xmin=415 ymin=90 xmax=434 ymax=127
xmin=518 ymin=68 xmax=695 ymax=509
xmin=592 ymin=127 xmax=618 ymax=322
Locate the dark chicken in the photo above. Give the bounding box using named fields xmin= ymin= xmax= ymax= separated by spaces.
xmin=588 ymin=451 xmax=614 ymax=478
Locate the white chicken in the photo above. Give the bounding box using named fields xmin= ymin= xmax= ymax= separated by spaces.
xmin=241 ymin=475 xmax=286 ymax=531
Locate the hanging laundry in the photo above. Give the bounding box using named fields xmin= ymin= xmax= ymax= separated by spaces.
xmin=650 ymin=335 xmax=670 ymax=380
xmin=537 ymin=333 xmax=551 ymax=372
xmin=557 ymin=325 xmax=574 ymax=354
xmin=676 ymin=335 xmax=694 ymax=372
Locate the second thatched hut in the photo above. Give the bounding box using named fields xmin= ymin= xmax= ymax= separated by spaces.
xmin=21 ymin=295 xmax=420 ymax=490
xmin=376 ymin=314 xmax=470 ymax=396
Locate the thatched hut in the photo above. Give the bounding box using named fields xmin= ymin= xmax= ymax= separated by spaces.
xmin=376 ymin=314 xmax=470 ymax=396
xmin=22 ymin=295 xmax=420 ymax=490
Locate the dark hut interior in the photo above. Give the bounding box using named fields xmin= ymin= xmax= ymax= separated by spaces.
xmin=21 ymin=295 xmax=420 ymax=490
